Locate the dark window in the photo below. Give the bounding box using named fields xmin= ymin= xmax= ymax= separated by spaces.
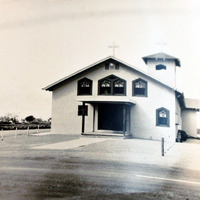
xmin=156 ymin=108 xmax=170 ymax=127
xmin=132 ymin=79 xmax=148 ymax=97
xmin=77 ymin=78 xmax=92 ymax=95
xmin=105 ymin=63 xmax=109 ymax=70
xmin=113 ymin=79 xmax=125 ymax=95
xmin=99 ymin=79 xmax=111 ymax=95
xmin=115 ymin=63 xmax=120 ymax=70
xmin=78 ymin=105 xmax=88 ymax=116
xmin=99 ymin=75 xmax=126 ymax=95
xmin=156 ymin=64 xmax=166 ymax=70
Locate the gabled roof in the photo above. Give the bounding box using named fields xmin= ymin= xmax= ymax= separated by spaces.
xmin=43 ymin=56 xmax=175 ymax=91
xmin=142 ymin=52 xmax=181 ymax=67
xmin=175 ymin=91 xmax=200 ymax=111
xmin=185 ymin=98 xmax=200 ymax=111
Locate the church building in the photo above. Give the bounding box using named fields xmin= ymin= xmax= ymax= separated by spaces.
xmin=44 ymin=53 xmax=200 ymax=140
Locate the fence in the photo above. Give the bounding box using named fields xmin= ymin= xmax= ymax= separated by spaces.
xmin=0 ymin=124 xmax=51 ymax=140
xmin=0 ymin=123 xmax=50 ymax=131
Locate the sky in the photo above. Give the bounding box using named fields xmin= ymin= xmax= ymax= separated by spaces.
xmin=1 ymin=0 xmax=200 ymax=121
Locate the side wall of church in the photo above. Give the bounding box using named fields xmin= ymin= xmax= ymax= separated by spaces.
xmin=51 ymin=78 xmax=87 ymax=134
xmin=175 ymin=98 xmax=182 ymax=134
xmin=130 ymin=80 xmax=176 ymax=141
xmin=182 ymin=110 xmax=197 ymax=137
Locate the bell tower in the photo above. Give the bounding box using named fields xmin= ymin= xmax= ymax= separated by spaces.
xmin=142 ymin=52 xmax=181 ymax=88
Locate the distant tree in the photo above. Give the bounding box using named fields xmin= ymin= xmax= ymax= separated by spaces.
xmin=32 ymin=118 xmax=43 ymax=124
xmin=25 ymin=115 xmax=35 ymax=123
xmin=4 ymin=113 xmax=19 ymax=123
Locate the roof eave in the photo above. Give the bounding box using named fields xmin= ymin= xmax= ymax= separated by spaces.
xmin=43 ymin=56 xmax=114 ymax=91
xmin=175 ymin=90 xmax=186 ymax=109
xmin=142 ymin=57 xmax=181 ymax=67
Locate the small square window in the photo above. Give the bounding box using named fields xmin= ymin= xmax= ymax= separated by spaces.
xmin=78 ymin=105 xmax=88 ymax=116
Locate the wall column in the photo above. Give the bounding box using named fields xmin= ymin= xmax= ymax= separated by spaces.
xmin=93 ymin=104 xmax=96 ymax=132
xmin=123 ymin=104 xmax=126 ymax=135
xmin=81 ymin=102 xmax=85 ymax=134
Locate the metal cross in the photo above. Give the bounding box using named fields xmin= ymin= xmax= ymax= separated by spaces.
xmin=109 ymin=42 xmax=119 ymax=57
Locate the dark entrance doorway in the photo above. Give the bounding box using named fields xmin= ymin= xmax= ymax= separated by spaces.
xmin=98 ymin=104 xmax=123 ymax=131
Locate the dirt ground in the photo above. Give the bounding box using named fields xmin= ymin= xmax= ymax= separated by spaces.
xmin=0 ymin=132 xmax=200 ymax=200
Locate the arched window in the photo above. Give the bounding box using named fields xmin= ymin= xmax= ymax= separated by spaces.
xmin=156 ymin=107 xmax=170 ymax=127
xmin=77 ymin=78 xmax=92 ymax=95
xmin=98 ymin=75 xmax=126 ymax=95
xmin=132 ymin=78 xmax=148 ymax=97
xmin=113 ymin=79 xmax=125 ymax=95
xmin=156 ymin=64 xmax=166 ymax=70
xmin=99 ymin=80 xmax=111 ymax=95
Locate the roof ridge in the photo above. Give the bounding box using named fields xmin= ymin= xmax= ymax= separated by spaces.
xmin=43 ymin=56 xmax=175 ymax=91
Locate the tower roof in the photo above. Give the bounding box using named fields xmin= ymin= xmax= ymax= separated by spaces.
xmin=142 ymin=52 xmax=181 ymax=67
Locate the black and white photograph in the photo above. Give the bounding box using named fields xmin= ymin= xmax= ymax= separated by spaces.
xmin=0 ymin=0 xmax=200 ymax=199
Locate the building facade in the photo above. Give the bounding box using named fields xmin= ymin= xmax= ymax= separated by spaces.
xmin=44 ymin=53 xmax=199 ymax=140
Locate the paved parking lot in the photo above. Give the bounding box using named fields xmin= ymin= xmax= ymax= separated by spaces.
xmin=0 ymin=131 xmax=200 ymax=200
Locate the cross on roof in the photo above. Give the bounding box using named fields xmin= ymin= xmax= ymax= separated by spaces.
xmin=156 ymin=42 xmax=168 ymax=51
xmin=156 ymin=42 xmax=168 ymax=60
xmin=108 ymin=42 xmax=119 ymax=57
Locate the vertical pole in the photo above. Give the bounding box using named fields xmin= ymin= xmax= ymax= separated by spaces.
xmin=126 ymin=106 xmax=130 ymax=135
xmin=81 ymin=102 xmax=85 ymax=134
xmin=1 ymin=129 xmax=3 ymax=141
xmin=161 ymin=137 xmax=164 ymax=156
xmin=92 ymin=104 xmax=95 ymax=132
xmin=123 ymin=105 xmax=126 ymax=135
xmin=37 ymin=125 xmax=40 ymax=135
xmin=27 ymin=125 xmax=29 ymax=136
xmin=15 ymin=127 xmax=17 ymax=138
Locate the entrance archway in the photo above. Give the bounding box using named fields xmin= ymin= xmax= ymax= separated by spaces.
xmin=98 ymin=104 xmax=124 ymax=131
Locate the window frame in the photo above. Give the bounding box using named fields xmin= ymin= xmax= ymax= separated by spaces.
xmin=156 ymin=107 xmax=170 ymax=127
xmin=98 ymin=75 xmax=126 ymax=96
xmin=132 ymin=78 xmax=148 ymax=97
xmin=77 ymin=77 xmax=93 ymax=96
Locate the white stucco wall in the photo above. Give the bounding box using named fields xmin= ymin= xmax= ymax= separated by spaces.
xmin=130 ymin=80 xmax=176 ymax=141
xmin=51 ymin=79 xmax=82 ymax=134
xmin=182 ymin=110 xmax=197 ymax=137
xmin=147 ymin=60 xmax=177 ymax=88
xmin=50 ymin=61 xmax=177 ymax=140
xmin=175 ymin=97 xmax=182 ymax=133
